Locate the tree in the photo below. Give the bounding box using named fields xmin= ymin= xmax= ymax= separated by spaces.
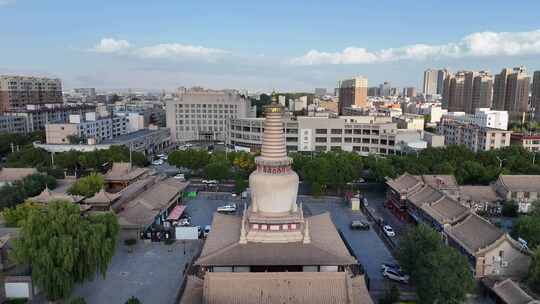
xmin=379 ymin=285 xmax=400 ymax=304
xmin=3 ymin=201 xmax=42 ymax=227
xmin=67 ymin=173 xmax=105 ymax=197
xmin=7 ymin=146 xmax=51 ymax=168
xmin=168 ymin=149 xmax=210 ymax=171
xmin=397 ymin=225 xmax=474 ymax=304
xmin=512 ymin=214 xmax=540 ymax=249
xmin=204 ymin=160 xmax=230 ymax=181
xmin=125 ymin=297 xmax=142 ymax=304
xmin=69 ymin=297 xmax=87 ymax=304
xmin=0 ymin=173 xmax=56 ymax=210
xmin=529 ymin=248 xmax=540 ymax=293
xmin=13 ymin=201 xmax=119 ymax=301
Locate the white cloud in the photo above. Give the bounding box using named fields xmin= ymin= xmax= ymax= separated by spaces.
xmin=91 ymin=38 xmax=131 ymax=53
xmin=90 ymin=38 xmax=229 ymax=62
xmin=290 ymin=29 xmax=540 ymax=65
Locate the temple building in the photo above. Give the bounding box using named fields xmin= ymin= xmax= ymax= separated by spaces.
xmin=181 ymin=100 xmax=372 ymax=303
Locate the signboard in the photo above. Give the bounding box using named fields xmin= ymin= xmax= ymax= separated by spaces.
xmin=175 ymin=226 xmax=199 ymax=240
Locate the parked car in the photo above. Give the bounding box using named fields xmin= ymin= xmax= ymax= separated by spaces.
xmin=380 ymin=263 xmax=402 ymax=272
xmin=382 ymin=268 xmax=409 ymax=284
xmin=383 ymin=225 xmax=395 ymax=237
xmin=203 ymin=225 xmax=211 ymax=238
xmin=178 ymin=218 xmax=191 ymax=226
xmin=202 ymin=179 xmax=218 ymax=185
xmin=217 ymin=203 xmax=237 ymax=213
xmin=350 ymin=220 xmax=370 ymax=230
xmin=174 ymin=174 xmax=186 ymax=181
xmin=152 ymin=159 xmax=164 ymax=166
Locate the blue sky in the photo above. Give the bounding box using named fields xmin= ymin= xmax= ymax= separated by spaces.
xmin=1 ymin=0 xmax=540 ymax=92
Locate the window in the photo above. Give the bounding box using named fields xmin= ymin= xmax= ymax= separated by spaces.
xmin=315 ymin=137 xmax=327 ymax=143
xmin=331 ymin=137 xmax=342 ymax=143
xmin=344 ymin=137 xmax=352 ymax=143
xmin=344 ymin=129 xmax=352 ymax=134
xmin=331 ymin=129 xmax=342 ymax=134
xmin=315 ymin=129 xmax=327 ymax=134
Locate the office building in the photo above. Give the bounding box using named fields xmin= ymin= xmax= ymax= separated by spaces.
xmin=338 ymin=76 xmax=368 ymax=114
xmin=442 ymin=108 xmax=509 ymax=130
xmin=5 ymin=104 xmax=96 ymax=132
xmin=45 ymin=112 xmax=128 ymax=144
xmin=471 ymin=71 xmax=493 ymax=112
xmin=437 ymin=120 xmax=512 ymax=152
xmin=0 ymin=76 xmax=63 ymax=112
xmin=165 ymin=88 xmax=253 ymax=142
xmin=0 ymin=115 xmax=27 ymax=134
xmin=181 ymin=102 xmax=372 ymax=304
xmin=314 ymin=88 xmax=327 ymax=97
xmin=423 ymin=69 xmax=438 ymax=96
xmin=532 ymin=71 xmax=540 ymax=122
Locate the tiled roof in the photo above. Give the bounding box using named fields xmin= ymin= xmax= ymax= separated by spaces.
xmin=196 ymin=212 xmax=356 ymax=267
xmin=201 ymin=271 xmax=372 ymax=304
xmin=489 ymin=278 xmax=540 ymax=304
xmin=85 ymin=188 xmax=120 ymax=205
xmin=386 ymin=173 xmax=423 ymax=193
xmin=421 ymin=175 xmax=459 ymax=190
xmin=116 ymin=178 xmax=188 ymax=227
xmin=28 ymin=187 xmax=84 ymax=204
xmin=421 ymin=196 xmax=469 ymax=225
xmin=498 ymin=175 xmax=540 ymax=193
xmin=408 ymin=185 xmax=445 ymax=208
xmin=459 ymin=186 xmax=501 ymax=203
xmin=0 ymin=168 xmax=37 ymax=182
xmin=104 ymin=162 xmax=149 ymax=181
xmin=446 ymin=213 xmax=504 ymax=255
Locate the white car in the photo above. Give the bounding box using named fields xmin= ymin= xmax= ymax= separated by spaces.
xmin=217 ymin=204 xmax=237 ymax=213
xmin=152 ymin=159 xmax=164 ymax=166
xmin=174 ymin=174 xmax=185 ymax=180
xmin=202 ymin=179 xmax=218 ymax=185
xmin=383 ymin=225 xmax=395 ymax=237
xmin=382 ymin=268 xmax=409 ymax=284
xmin=203 ymin=225 xmax=211 ymax=238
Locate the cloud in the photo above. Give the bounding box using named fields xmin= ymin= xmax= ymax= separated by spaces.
xmin=90 ymin=38 xmax=229 ymax=62
xmin=290 ymin=29 xmax=540 ymax=65
xmin=90 ymin=38 xmax=131 ymax=53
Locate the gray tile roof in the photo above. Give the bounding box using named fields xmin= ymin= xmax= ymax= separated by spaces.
xmin=0 ymin=168 xmax=37 ymax=182
xmin=421 ymin=196 xmax=469 ymax=225
xmin=490 ymin=278 xmax=540 ymax=304
xmin=459 ymin=186 xmax=501 ymax=203
xmin=446 ymin=213 xmax=504 ymax=255
xmin=498 ymin=175 xmax=540 ymax=193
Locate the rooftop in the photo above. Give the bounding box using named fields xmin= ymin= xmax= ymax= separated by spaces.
xmin=446 ymin=213 xmax=504 ymax=255
xmin=104 ymin=162 xmax=150 ymax=182
xmin=196 ymin=212 xmax=356 ymax=267
xmin=459 ymin=185 xmax=501 ymax=203
xmin=497 ymin=175 xmax=540 ymax=193
xmin=101 ymin=128 xmax=169 ymax=144
xmin=484 ymin=278 xmax=540 ymax=304
xmin=0 ymin=168 xmax=37 ymax=183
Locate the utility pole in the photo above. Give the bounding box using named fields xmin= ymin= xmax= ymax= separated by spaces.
xmin=10 ymin=142 xmax=14 ymax=153
xmin=51 ymin=152 xmax=55 ymax=167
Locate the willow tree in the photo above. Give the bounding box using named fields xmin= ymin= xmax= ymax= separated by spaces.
xmin=13 ymin=200 xmax=119 ymax=301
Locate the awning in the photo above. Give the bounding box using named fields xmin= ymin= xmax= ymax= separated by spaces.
xmin=167 ymin=205 xmax=186 ymax=221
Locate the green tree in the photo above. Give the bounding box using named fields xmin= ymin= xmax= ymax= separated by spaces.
xmin=67 ymin=173 xmax=105 ymax=197
xmin=204 ymin=160 xmax=230 ymax=181
xmin=168 ymin=149 xmax=211 ymax=171
xmin=3 ymin=201 xmax=42 ymax=227
xmin=7 ymin=147 xmax=51 ymax=168
xmin=397 ymin=225 xmax=474 ymax=304
xmin=13 ymin=201 xmax=119 ymax=301
xmin=0 ymin=173 xmax=56 ymax=210
xmin=512 ymin=214 xmax=540 ymax=249
xmin=529 ymin=248 xmax=540 ymax=293
xmin=69 ymin=297 xmax=87 ymax=304
xmin=125 ymin=297 xmax=142 ymax=304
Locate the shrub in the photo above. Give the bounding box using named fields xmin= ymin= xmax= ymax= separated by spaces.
xmin=502 ymin=203 xmax=519 ymax=217
xmin=125 ymin=296 xmax=142 ymax=304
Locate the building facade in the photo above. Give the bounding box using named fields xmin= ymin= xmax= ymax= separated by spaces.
xmin=0 ymin=115 xmax=27 ymax=134
xmin=5 ymin=104 xmax=96 ymax=132
xmin=471 ymin=71 xmax=494 ymax=113
xmin=442 ymin=108 xmax=509 ymax=130
xmin=338 ymin=76 xmax=368 ymax=114
xmin=510 ymin=133 xmax=540 ymax=152
xmin=166 ymin=89 xmax=253 ymax=143
xmin=423 ymin=69 xmax=438 ymax=96
xmin=437 ymin=120 xmax=512 ymax=152
xmin=493 ymin=67 xmax=530 ymax=120
xmin=493 ymin=175 xmax=540 ymax=213
xmin=45 ymin=112 xmax=128 ymax=144
xmin=0 ymin=76 xmax=63 ymax=112
xmin=533 ymin=71 xmax=540 ymax=122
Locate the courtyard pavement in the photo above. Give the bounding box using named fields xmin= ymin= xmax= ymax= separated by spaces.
xmin=70 ymin=239 xmax=201 ymax=304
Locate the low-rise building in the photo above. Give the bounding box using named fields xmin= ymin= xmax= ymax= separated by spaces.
xmin=45 ymin=112 xmax=128 ymax=144
xmin=5 ymin=104 xmax=96 ymax=133
xmin=510 ymin=133 xmax=540 ymax=152
xmin=103 ymin=162 xmax=151 ymax=193
xmin=437 ymin=120 xmax=512 ymax=152
xmin=442 ymin=108 xmax=509 ymax=130
xmin=493 ymin=175 xmax=540 ymax=213
xmin=0 ymin=168 xmax=37 ymax=187
xmin=393 ymin=113 xmax=424 ymax=131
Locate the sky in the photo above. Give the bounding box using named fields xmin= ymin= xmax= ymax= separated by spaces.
xmin=1 ymin=0 xmax=540 ymax=92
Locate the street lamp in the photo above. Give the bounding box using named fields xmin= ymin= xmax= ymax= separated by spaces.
xmin=496 ymin=156 xmax=506 ymax=168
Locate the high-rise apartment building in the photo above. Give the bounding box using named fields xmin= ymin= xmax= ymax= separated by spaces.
xmin=505 ymin=67 xmax=530 ymax=119
xmin=338 ymin=76 xmax=368 ymax=114
xmin=379 ymin=81 xmax=391 ymax=97
xmin=437 ymin=69 xmax=449 ymax=95
xmin=471 ymin=71 xmax=493 ymax=113
xmin=462 ymin=71 xmax=476 ymax=114
xmin=404 ymin=87 xmax=416 ymax=98
xmin=423 ymin=69 xmax=438 ymax=96
xmin=445 ymin=71 xmax=466 ymax=112
xmin=533 ymin=71 xmax=540 ymax=122
xmin=165 ymin=88 xmax=254 ymax=142
xmin=493 ymin=68 xmax=512 ymax=111
xmin=0 ymin=76 xmax=63 ymax=112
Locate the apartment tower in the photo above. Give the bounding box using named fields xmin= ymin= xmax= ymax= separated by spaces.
xmin=423 ymin=69 xmax=438 ymax=96
xmin=0 ymin=76 xmax=63 ymax=112
xmin=338 ymin=76 xmax=368 ymax=114
xmin=532 ymin=71 xmax=540 ymax=122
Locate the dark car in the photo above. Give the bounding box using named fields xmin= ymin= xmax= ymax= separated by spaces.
xmin=350 ymin=220 xmax=370 ymax=230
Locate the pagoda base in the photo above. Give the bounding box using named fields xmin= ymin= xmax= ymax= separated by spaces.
xmin=246 ymin=230 xmax=304 ymax=243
